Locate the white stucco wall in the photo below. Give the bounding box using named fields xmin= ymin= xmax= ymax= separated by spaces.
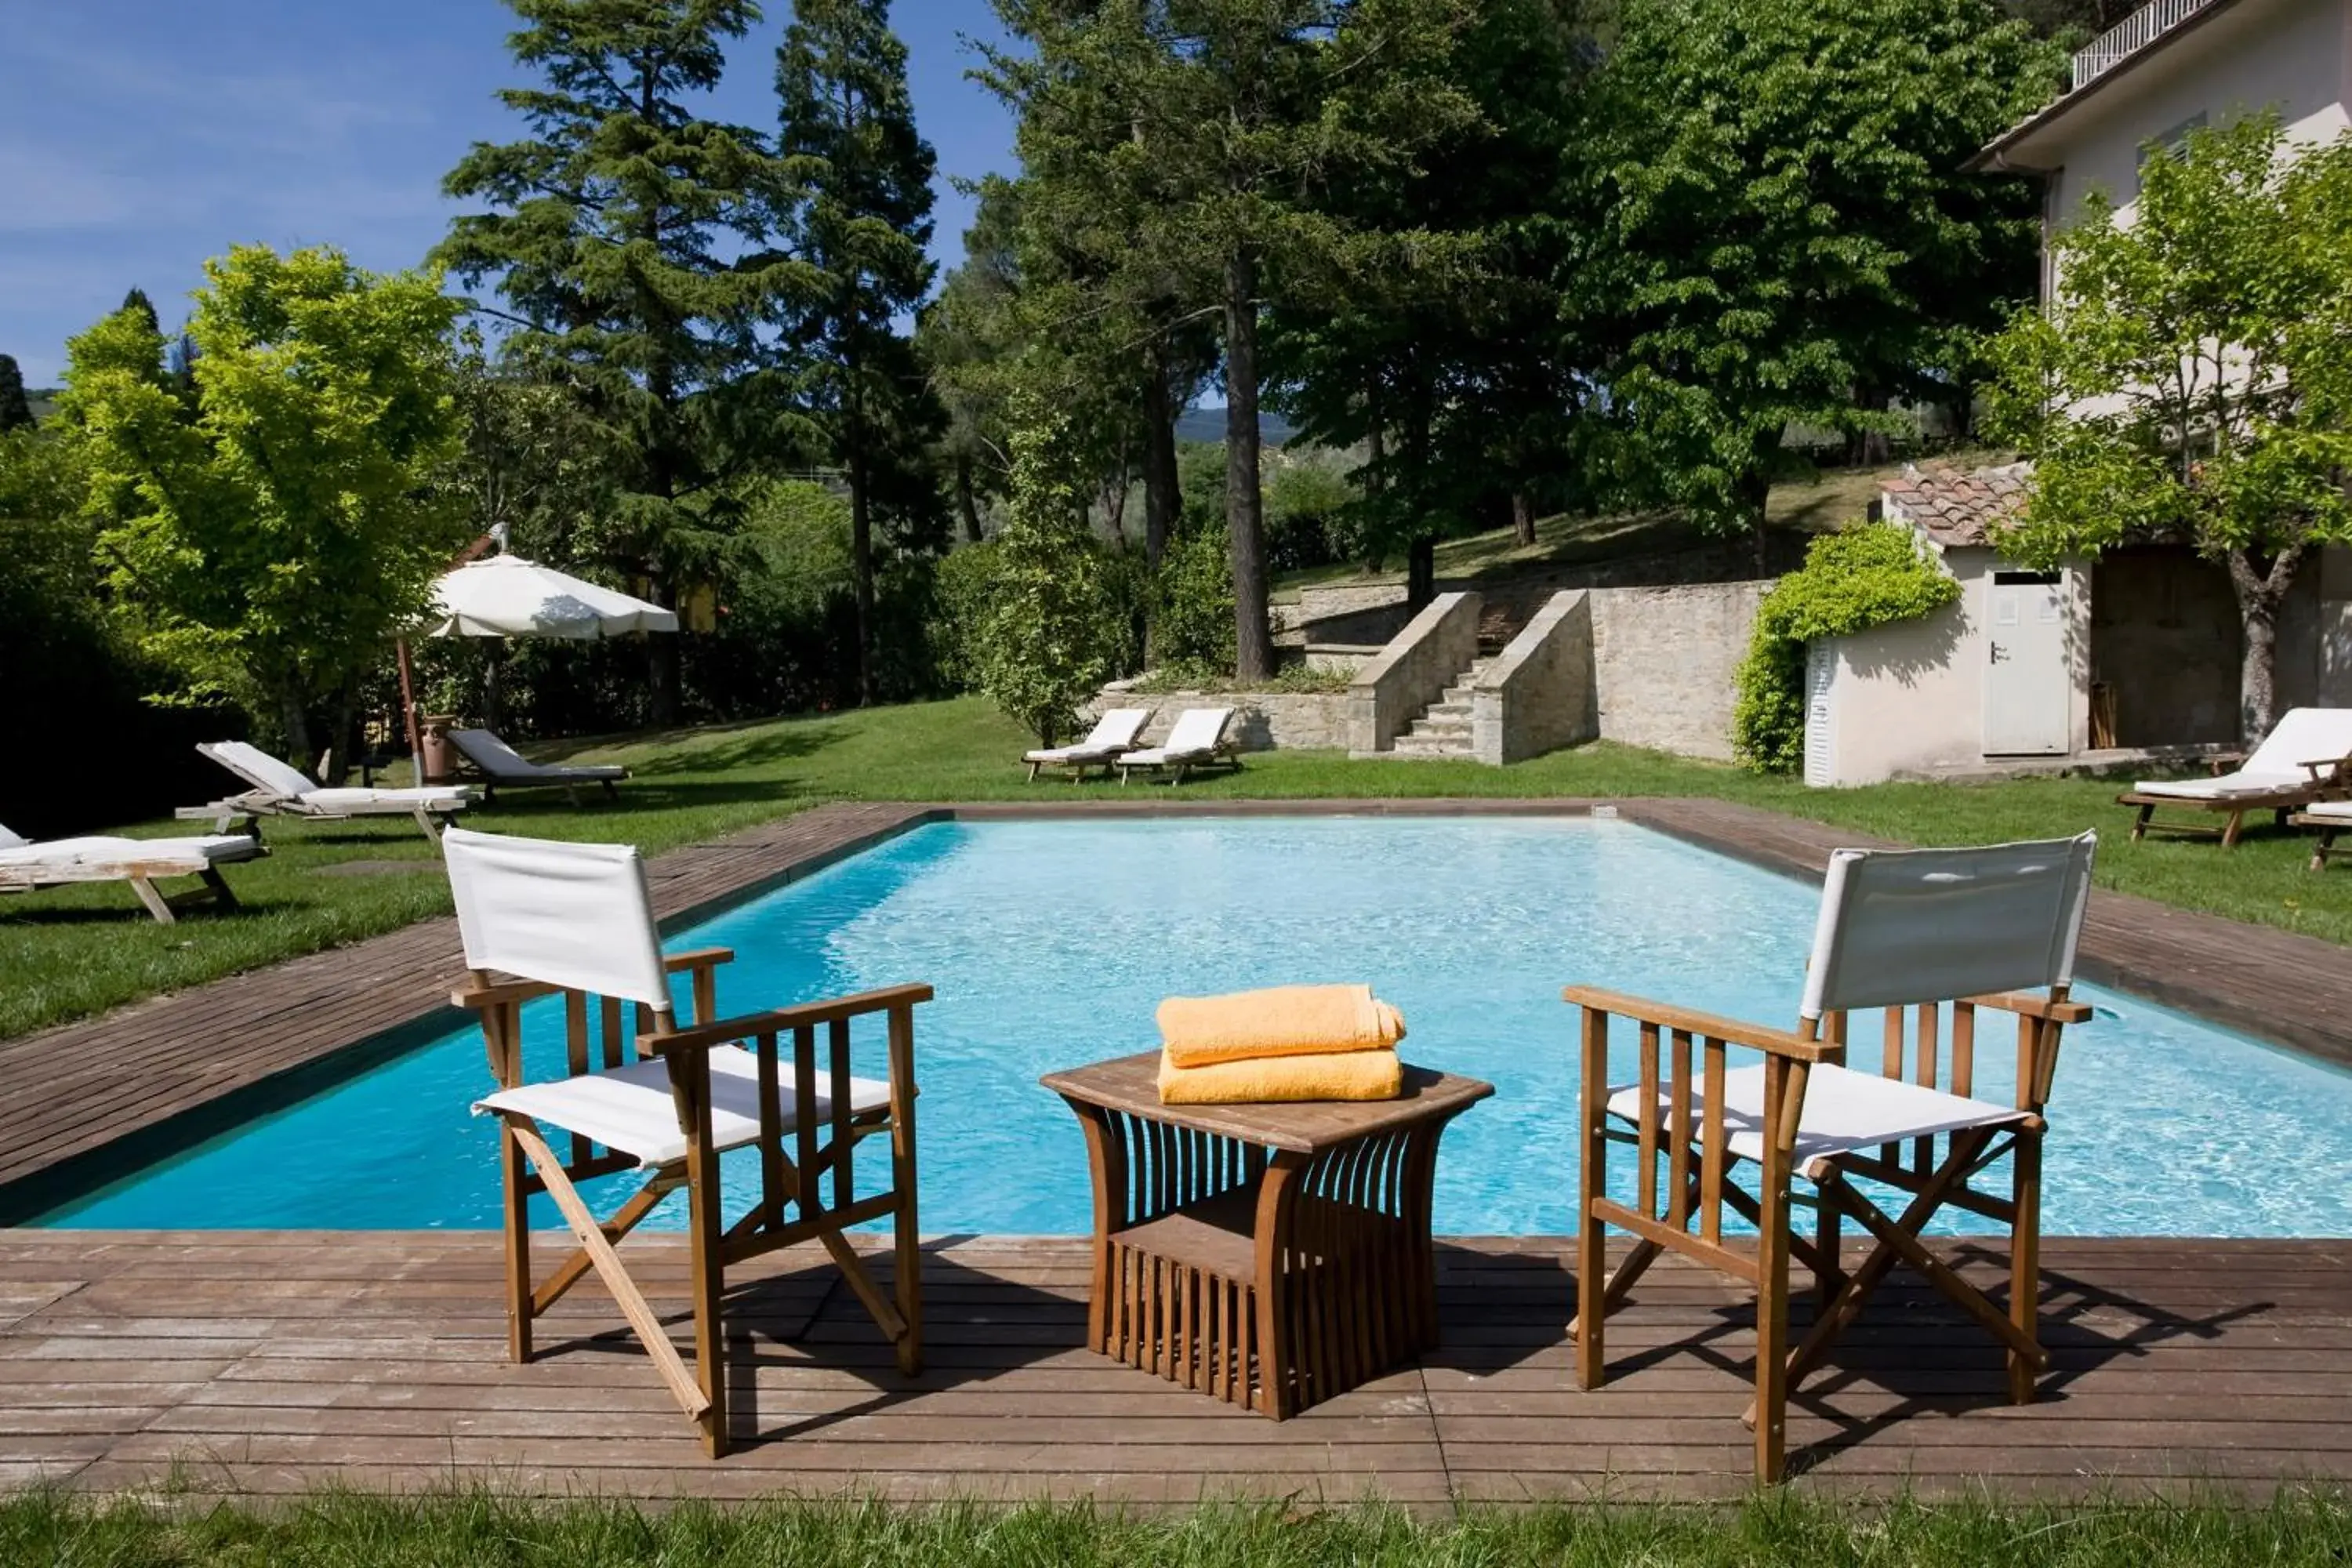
xmin=1809 ymin=550 xmax=2092 ymax=786
xmin=2047 ymin=0 xmax=2350 ymax=234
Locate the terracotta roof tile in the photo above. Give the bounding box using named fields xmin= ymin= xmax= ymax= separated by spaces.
xmin=1878 ymin=460 xmax=2032 ymax=547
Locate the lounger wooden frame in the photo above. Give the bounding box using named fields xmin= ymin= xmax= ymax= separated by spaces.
xmin=1566 ymin=983 xmax=2091 ymax=1484
xmin=2291 ymin=809 xmax=2352 ymax=870
xmin=0 ymin=851 xmax=255 ymax=924
xmin=454 ymin=950 xmax=929 ymax=1458
xmin=2118 ymin=753 xmax=2352 ymax=848
xmin=178 ymin=789 xmax=465 ymax=848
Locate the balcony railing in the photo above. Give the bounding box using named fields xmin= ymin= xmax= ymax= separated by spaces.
xmin=2071 ymin=0 xmax=2219 ymax=91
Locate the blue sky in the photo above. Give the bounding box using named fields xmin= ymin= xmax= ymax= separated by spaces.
xmin=0 ymin=1 xmax=1017 ymax=387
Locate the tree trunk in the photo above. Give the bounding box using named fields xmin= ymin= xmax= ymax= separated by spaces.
xmin=2228 ymin=545 xmax=2305 ymax=745
xmin=646 ymin=576 xmax=682 ymax=726
xmin=318 ymin=680 xmax=358 ymax=787
xmin=1407 ymin=535 xmax=1436 ymax=610
xmin=849 ymin=430 xmax=876 ymax=708
xmin=1142 ymin=354 xmax=1180 ymax=667
xmin=278 ymin=687 xmax=314 ymax=782
xmin=955 ymin=452 xmax=983 ymax=543
xmin=1224 ymin=249 xmax=1273 ymax=682
xmin=1738 ymin=463 xmax=1774 ymax=576
xmin=484 ymin=641 xmax=507 ymax=735
xmin=1512 ymin=491 xmax=1537 ymax=548
xmin=1363 ymin=414 xmax=1387 ymax=572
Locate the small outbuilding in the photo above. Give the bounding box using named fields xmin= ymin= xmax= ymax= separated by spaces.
xmin=1802 ymin=462 xmax=2352 ymax=786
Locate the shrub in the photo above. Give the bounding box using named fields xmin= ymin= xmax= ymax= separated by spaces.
xmin=931 ymin=541 xmax=1002 ymax=692
xmin=1154 ymin=521 xmax=1238 ymax=673
xmin=1733 ymin=521 xmax=1962 ymax=772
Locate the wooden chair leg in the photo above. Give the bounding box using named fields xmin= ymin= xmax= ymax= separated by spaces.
xmin=1813 ymin=1194 xmax=1842 ymax=1308
xmin=198 ymin=866 xmax=239 ymax=911
xmin=687 ymin=1151 xmax=728 ymax=1459
xmin=2130 ymin=802 xmax=2154 ymax=841
xmin=1026 ymin=760 xmax=1040 ymax=782
xmin=2220 ymin=808 xmax=2244 ymax=848
xmin=2008 ymin=1123 xmax=2043 ymax=1406
xmin=501 ymin=1123 xmax=534 ymax=1364
xmin=1751 ymin=1062 xmax=1793 ymax=1485
xmin=127 ymin=876 xmax=175 ymax=924
xmin=1573 ymin=1012 xmax=1610 ymax=1390
xmin=2314 ymin=827 xmax=2338 ymax=873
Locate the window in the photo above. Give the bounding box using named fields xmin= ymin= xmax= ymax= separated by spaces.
xmin=2138 ymin=111 xmax=2207 ymax=168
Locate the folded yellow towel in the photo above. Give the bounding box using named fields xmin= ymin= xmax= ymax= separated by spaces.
xmin=1158 ymin=1047 xmax=1403 ymax=1105
xmin=1156 ymin=983 xmax=1406 ymax=1069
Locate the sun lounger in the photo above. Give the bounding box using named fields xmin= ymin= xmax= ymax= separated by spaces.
xmin=0 ymin=821 xmax=264 ymax=923
xmin=2117 ymin=707 xmax=2352 ymax=848
xmin=2289 ymin=798 xmax=2352 ymax=869
xmin=1568 ymin=833 xmax=2099 ymax=1482
xmin=1115 ymin=706 xmax=1240 ymax=785
xmin=448 ymin=728 xmax=628 ymax=804
xmin=180 ymin=739 xmax=474 ymax=848
xmin=1022 ymin=708 xmax=1152 ymax=782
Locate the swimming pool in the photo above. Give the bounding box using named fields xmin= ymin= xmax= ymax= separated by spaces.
xmin=44 ymin=816 xmax=2352 ymax=1236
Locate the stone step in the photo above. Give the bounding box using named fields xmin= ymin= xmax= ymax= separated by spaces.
xmin=1388 ymin=732 xmax=1475 ymax=758
xmin=1423 ymin=701 xmax=1472 ymax=720
xmin=1410 ymin=716 xmax=1472 ymax=741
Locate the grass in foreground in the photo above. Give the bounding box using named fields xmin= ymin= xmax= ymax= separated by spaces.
xmin=5 ymin=1489 xmax=2350 ymax=1567
xmin=5 ymin=695 xmax=2347 ymax=1043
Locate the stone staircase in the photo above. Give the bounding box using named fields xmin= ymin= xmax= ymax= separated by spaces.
xmin=1386 ymin=653 xmax=1500 ymax=758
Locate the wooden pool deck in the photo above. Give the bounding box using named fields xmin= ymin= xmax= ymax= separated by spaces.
xmin=4 ymin=796 xmax=2352 ymax=1501
xmin=4 ymin=1229 xmax=2350 ymax=1504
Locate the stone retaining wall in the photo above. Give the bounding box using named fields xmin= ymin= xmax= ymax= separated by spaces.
xmin=1588 ymin=580 xmax=1769 ymax=762
xmin=1472 ymin=590 xmax=1596 ymax=764
xmin=1347 ymin=592 xmax=1483 ymax=753
xmin=1089 ymin=688 xmax=1350 ymax=751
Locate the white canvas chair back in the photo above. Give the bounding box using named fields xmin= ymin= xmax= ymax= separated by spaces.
xmin=205 ymin=740 xmax=320 ymax=800
xmin=1799 ymin=833 xmax=2096 ymax=1021
xmin=443 ymin=827 xmax=670 ymax=1011
xmin=1088 ymin=709 xmax=1151 ymax=749
xmin=2241 ymin=708 xmax=2352 ymax=778
xmin=1166 ymin=707 xmax=1233 ymax=754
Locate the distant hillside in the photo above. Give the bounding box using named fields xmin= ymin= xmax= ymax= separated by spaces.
xmin=27 ymin=389 xmax=60 ymax=423
xmin=1177 ymin=406 xmax=1294 ymax=446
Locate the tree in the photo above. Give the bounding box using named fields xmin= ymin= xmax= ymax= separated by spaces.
xmin=59 ymin=245 xmax=467 ymax=775
xmin=119 ymin=288 xmax=160 ymax=334
xmin=979 ymin=389 xmax=1114 ymax=743
xmin=1983 ymin=116 xmax=2352 ymax=744
xmin=988 ymin=0 xmax=1482 ymax=681
xmin=776 ymin=0 xmax=943 ymax=706
xmin=438 ymin=0 xmax=815 ymax=725
xmin=0 ymin=354 xmax=31 ymax=431
xmin=1587 ymin=0 xmax=2058 ymax=567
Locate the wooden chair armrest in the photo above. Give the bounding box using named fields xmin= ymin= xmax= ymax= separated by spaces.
xmin=2296 ymin=757 xmax=2348 ymax=780
xmin=2209 ymin=752 xmax=2247 ymax=775
xmin=1965 ymin=989 xmax=2094 ymax=1025
xmin=641 ymin=982 xmax=935 ymax=1057
xmin=1562 ymin=985 xmax=1838 ymax=1063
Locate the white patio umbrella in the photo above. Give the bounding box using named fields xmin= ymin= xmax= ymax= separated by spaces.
xmin=428 ymin=554 xmax=679 ymax=640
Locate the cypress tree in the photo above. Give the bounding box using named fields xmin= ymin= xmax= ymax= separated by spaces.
xmin=0 ymin=354 xmax=31 ymax=431
xmin=776 ymin=0 xmax=941 ymax=706
xmin=120 ymin=288 xmax=160 ymax=333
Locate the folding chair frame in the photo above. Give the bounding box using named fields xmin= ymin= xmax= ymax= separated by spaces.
xmin=1565 ymin=983 xmax=2091 ymax=1483
xmin=456 ymin=948 xmax=929 ymax=1458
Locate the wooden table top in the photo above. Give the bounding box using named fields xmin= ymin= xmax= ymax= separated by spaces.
xmin=1040 ymin=1051 xmax=1494 ymax=1154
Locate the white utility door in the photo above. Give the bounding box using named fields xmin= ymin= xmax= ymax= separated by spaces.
xmin=1983 ymin=572 xmax=2068 ymax=756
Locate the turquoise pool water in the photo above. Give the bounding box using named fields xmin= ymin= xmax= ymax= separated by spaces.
xmin=45 ymin=817 xmax=2352 ymax=1236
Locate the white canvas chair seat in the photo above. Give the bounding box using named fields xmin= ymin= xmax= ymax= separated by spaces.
xmin=2300 ymin=799 xmax=2352 ymax=822
xmin=1608 ymin=1064 xmax=2027 ymax=1178
xmin=477 ymin=1047 xmax=893 ymax=1168
xmin=2130 ymin=770 xmax=2308 ymax=800
xmin=302 ymin=786 xmax=473 ymax=811
xmin=1024 ymin=708 xmax=1150 ymax=768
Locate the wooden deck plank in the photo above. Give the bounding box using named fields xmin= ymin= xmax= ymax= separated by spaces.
xmin=0 ymin=1232 xmax=2342 ymax=1501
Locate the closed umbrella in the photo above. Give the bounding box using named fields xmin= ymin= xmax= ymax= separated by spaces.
xmin=430 ymin=554 xmax=679 ymax=639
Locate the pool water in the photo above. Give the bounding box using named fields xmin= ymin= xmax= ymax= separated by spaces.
xmin=45 ymin=818 xmax=2352 ymax=1236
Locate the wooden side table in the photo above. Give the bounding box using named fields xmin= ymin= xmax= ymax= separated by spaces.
xmin=1043 ymin=1051 xmax=1492 ymax=1419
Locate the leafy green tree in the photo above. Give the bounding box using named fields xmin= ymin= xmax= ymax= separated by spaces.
xmin=777 ymin=0 xmax=945 ymax=706
xmin=438 ymin=0 xmax=815 ymax=724
xmin=979 ymin=390 xmax=1114 ymax=742
xmin=988 ymin=0 xmax=1482 ymax=681
xmin=60 ymin=245 xmax=467 ymax=774
xmin=918 ymin=178 xmax=1024 ymax=544
xmin=1588 ymin=0 xmax=2058 ymax=567
xmin=0 ymin=354 xmax=31 ymax=431
xmin=1983 ymin=117 xmax=2352 ymax=744
xmin=119 ymin=288 xmax=160 ymax=334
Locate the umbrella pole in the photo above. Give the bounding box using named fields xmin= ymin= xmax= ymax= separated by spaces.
xmin=396 ymin=637 xmax=423 ymax=772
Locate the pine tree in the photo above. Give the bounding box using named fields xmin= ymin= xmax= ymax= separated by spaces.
xmin=776 ymin=0 xmax=942 ymax=706
xmin=0 ymin=354 xmax=31 ymax=432
xmin=437 ymin=0 xmax=814 ymax=724
xmin=120 ymin=288 xmax=159 ymax=334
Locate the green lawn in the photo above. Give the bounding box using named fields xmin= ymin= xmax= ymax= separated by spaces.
xmin=4 ymin=695 xmax=2345 ymax=1043
xmin=5 ymin=1489 xmax=2349 ymax=1566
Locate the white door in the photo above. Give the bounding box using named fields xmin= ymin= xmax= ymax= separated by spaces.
xmin=1983 ymin=572 xmax=2068 ymax=756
